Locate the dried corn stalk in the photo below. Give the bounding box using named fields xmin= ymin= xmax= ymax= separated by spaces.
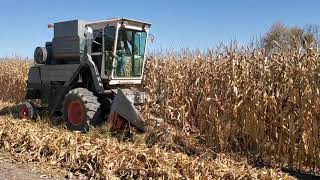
xmin=0 ymin=47 xmax=319 ymax=175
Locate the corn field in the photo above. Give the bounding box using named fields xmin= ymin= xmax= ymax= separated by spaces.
xmin=143 ymin=48 xmax=320 ymax=173
xmin=0 ymin=59 xmax=30 ymax=102
xmin=0 ymin=47 xmax=319 ymax=177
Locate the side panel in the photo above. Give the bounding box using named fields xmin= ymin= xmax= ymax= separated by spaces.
xmin=39 ymin=64 xmax=80 ymax=81
xmin=28 ymin=66 xmax=41 ymax=84
xmin=52 ymin=36 xmax=80 ymax=60
xmin=25 ymin=66 xmax=42 ymax=99
xmin=25 ymin=64 xmax=80 ymax=101
xmin=52 ymin=20 xmax=86 ymax=61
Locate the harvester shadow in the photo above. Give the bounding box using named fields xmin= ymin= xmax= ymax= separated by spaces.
xmin=253 ymin=154 xmax=320 ymax=179
xmin=0 ymin=104 xmax=65 ymax=130
xmin=282 ymin=170 xmax=320 ymax=180
xmin=0 ymin=104 xmax=19 ymax=118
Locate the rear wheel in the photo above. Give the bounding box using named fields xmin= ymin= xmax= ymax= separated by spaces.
xmin=62 ymin=88 xmax=100 ymax=132
xmin=18 ymin=101 xmax=37 ymax=120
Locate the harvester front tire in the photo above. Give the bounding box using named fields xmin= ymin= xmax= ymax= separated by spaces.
xmin=62 ymin=88 xmax=100 ymax=132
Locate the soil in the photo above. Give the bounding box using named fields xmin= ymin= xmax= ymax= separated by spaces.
xmin=0 ymin=151 xmax=65 ymax=180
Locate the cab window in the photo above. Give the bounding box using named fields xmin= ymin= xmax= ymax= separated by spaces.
xmin=104 ymin=26 xmax=116 ymax=52
xmin=92 ymin=29 xmax=103 ymax=53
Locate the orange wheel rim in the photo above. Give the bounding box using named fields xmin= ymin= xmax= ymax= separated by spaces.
xmin=19 ymin=104 xmax=29 ymax=119
xmin=68 ymin=100 xmax=84 ymax=126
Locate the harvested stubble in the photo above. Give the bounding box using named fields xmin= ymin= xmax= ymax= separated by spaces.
xmin=0 ymin=116 xmax=293 ymax=179
xmin=143 ymin=49 xmax=320 ymax=173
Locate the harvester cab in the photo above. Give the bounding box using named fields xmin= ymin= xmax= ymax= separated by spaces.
xmin=20 ymin=18 xmax=151 ymax=132
xmin=86 ymin=18 xmax=150 ymax=85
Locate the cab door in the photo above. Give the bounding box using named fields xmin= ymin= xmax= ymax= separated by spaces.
xmin=91 ymin=29 xmax=103 ymax=72
xmin=102 ymin=26 xmax=116 ymax=78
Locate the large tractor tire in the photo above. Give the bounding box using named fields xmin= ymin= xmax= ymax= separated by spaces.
xmin=62 ymin=88 xmax=100 ymax=132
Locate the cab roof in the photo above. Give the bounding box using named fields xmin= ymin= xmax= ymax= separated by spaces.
xmin=87 ymin=18 xmax=151 ymax=28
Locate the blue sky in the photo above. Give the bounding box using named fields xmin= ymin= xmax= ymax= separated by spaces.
xmin=0 ymin=0 xmax=319 ymax=57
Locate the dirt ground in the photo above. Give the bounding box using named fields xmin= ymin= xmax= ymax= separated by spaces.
xmin=0 ymin=151 xmax=66 ymax=180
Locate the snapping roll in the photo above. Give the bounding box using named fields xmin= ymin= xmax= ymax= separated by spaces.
xmin=108 ymin=89 xmax=147 ymax=132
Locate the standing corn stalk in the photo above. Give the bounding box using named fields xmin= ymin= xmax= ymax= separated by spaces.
xmin=143 ymin=48 xmax=320 ymax=173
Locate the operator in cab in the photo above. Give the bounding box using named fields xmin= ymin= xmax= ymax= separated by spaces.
xmin=116 ymin=30 xmax=133 ymax=77
xmin=116 ymin=41 xmax=126 ymax=76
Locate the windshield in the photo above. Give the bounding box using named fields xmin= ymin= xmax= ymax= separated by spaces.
xmin=114 ymin=28 xmax=147 ymax=77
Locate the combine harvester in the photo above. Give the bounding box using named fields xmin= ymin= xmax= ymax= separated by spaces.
xmin=19 ymin=18 xmax=151 ymax=132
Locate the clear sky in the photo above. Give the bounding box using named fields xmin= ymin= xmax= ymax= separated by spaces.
xmin=0 ymin=0 xmax=319 ymax=57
